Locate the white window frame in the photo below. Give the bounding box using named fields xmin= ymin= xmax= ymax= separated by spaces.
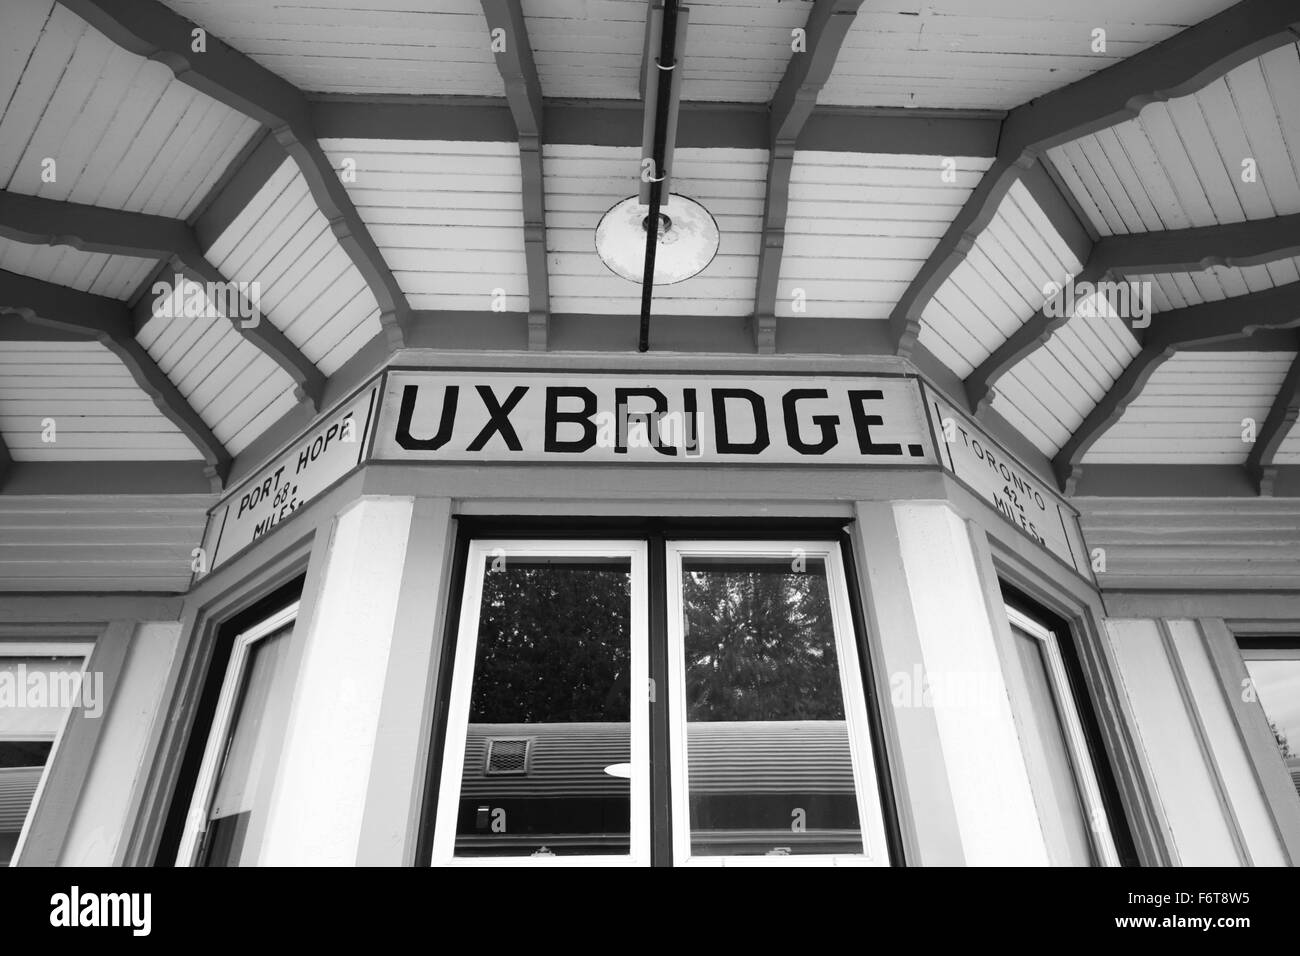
xmin=176 ymin=601 xmax=299 ymax=867
xmin=430 ymin=539 xmax=651 ymax=867
xmin=664 ymin=540 xmax=890 ymax=867
xmin=1 ymin=639 xmax=94 ymax=866
xmin=1005 ymin=605 xmax=1120 ymax=867
xmin=1237 ymin=642 xmax=1300 ymax=786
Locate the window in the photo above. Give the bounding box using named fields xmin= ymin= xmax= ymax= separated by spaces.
xmin=0 ymin=643 xmax=93 ymax=866
xmin=429 ymin=535 xmax=890 ymax=867
xmin=666 ymin=542 xmax=890 ymax=865
xmin=1238 ymin=639 xmax=1300 ymax=801
xmin=1003 ymin=605 xmax=1120 ymax=866
xmin=431 ymin=541 xmax=649 ymax=865
xmin=176 ymin=602 xmax=299 ymax=866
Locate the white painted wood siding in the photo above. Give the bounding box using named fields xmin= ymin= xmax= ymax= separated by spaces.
xmin=918 ymin=178 xmax=1085 ymax=376
xmin=0 ymin=1 xmax=260 ymax=217
xmin=1048 ymin=43 xmax=1300 ymax=235
xmin=0 ymin=340 xmax=200 ymax=460
xmin=778 ymin=151 xmax=993 ymax=320
xmin=821 ymin=0 xmax=1239 ymax=110
xmin=0 ymin=237 xmax=155 ymax=301
xmin=160 ymin=0 xmax=504 ymax=96
xmin=1084 ymin=351 xmax=1295 ymax=464
xmin=205 ymin=157 xmax=383 ymax=376
xmin=320 ymin=139 xmax=528 ymax=313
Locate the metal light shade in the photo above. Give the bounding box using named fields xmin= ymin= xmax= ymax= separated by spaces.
xmin=595 ymin=193 xmax=720 ymax=285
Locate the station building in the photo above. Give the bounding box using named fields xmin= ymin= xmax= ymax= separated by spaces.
xmin=1 ymin=0 xmax=1298 ymax=866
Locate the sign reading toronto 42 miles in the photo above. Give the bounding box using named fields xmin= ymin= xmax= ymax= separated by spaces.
xmin=373 ymin=371 xmax=938 ymax=465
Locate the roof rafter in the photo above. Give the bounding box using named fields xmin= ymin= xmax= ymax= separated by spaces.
xmin=891 ymin=0 xmax=1300 ymax=357
xmin=0 ymin=270 xmax=232 ymax=490
xmin=0 ymin=190 xmax=325 ymax=409
xmin=753 ymin=0 xmax=866 ymax=352
xmin=1246 ymin=352 xmax=1300 ymax=495
xmin=59 ymin=0 xmax=410 ymax=349
xmin=480 ymin=0 xmax=550 ymax=350
xmin=1052 ymin=281 xmax=1300 ymax=493
xmin=964 ymin=212 xmax=1300 ymax=413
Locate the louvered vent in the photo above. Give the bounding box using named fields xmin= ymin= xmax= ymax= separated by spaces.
xmin=485 ymin=738 xmax=529 ymax=776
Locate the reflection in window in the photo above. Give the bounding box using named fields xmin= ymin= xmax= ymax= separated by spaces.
xmin=0 ymin=655 xmax=84 ymax=867
xmin=199 ymin=623 xmax=295 ymax=867
xmin=1243 ymin=658 xmax=1300 ymax=798
xmin=1009 ymin=625 xmax=1095 ymax=864
xmin=679 ymin=557 xmax=864 ymax=857
xmin=454 ymin=558 xmax=632 ymax=857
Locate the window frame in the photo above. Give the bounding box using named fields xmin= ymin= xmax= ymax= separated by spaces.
xmin=429 ymin=538 xmax=652 ymax=867
xmin=1003 ymin=605 xmax=1121 ymax=867
xmin=1236 ymin=636 xmax=1300 ymax=803
xmin=175 ymin=601 xmax=300 ymax=867
xmin=0 ymin=639 xmax=94 ymax=866
xmin=663 ymin=539 xmax=891 ymax=867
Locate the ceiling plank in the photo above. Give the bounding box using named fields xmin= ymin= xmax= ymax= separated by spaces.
xmin=0 ymin=270 xmax=231 ymax=490
xmin=481 ymin=0 xmax=550 ymax=350
xmin=1246 ymin=352 xmax=1300 ymax=495
xmin=890 ymin=0 xmax=1300 ymax=358
xmin=1052 ymin=281 xmax=1300 ymax=493
xmin=0 ymin=191 xmax=325 ymax=409
xmin=59 ymin=0 xmax=410 ymax=350
xmin=966 ymin=213 xmax=1300 ymax=412
xmin=753 ymin=0 xmax=866 ymax=352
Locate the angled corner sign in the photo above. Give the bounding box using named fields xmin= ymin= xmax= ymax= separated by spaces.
xmin=373 ymin=371 xmax=937 ymax=465
xmin=922 ymin=383 xmax=1091 ymax=578
xmin=201 ymin=380 xmax=380 ymax=572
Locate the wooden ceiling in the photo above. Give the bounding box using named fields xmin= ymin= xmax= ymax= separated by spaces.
xmin=1 ymin=0 xmax=1299 ymax=590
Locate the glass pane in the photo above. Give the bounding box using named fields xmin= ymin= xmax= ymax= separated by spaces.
xmin=1010 ymin=626 xmax=1095 ymax=865
xmin=1243 ymin=658 xmax=1300 ymax=798
xmin=0 ymin=741 xmax=54 ymax=866
xmin=201 ymin=623 xmax=294 ymax=867
xmin=679 ymin=556 xmax=864 ymax=857
xmin=454 ymin=556 xmax=632 ymax=857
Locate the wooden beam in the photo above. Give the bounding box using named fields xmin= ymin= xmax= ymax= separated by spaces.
xmin=754 ymin=0 xmax=866 ymax=352
xmin=891 ymin=0 xmax=1300 ymax=357
xmin=0 ymin=191 xmax=325 ymax=408
xmin=1052 ymin=281 xmax=1300 ymax=493
xmin=1000 ymin=0 xmax=1300 ymax=156
xmin=964 ymin=213 xmax=1300 ymax=413
xmin=1093 ymin=213 xmax=1300 ymax=274
xmin=1246 ymin=351 xmax=1300 ymax=495
xmin=0 ymin=270 xmax=231 ymax=489
xmin=481 ymin=0 xmax=550 ymax=350
xmin=59 ymin=0 xmax=410 ymax=350
xmin=308 ymin=94 xmax=1002 ymax=155
xmin=890 ymin=159 xmax=1022 ymax=357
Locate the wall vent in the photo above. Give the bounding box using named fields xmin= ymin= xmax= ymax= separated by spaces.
xmin=485 ymin=738 xmax=530 ymax=776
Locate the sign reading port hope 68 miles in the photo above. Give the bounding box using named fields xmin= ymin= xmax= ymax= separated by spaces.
xmin=204 ymin=383 xmax=379 ymax=571
xmin=374 ymin=371 xmax=937 ymax=466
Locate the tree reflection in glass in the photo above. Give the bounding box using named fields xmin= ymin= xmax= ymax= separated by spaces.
xmin=454 ymin=557 xmax=632 ymax=857
xmin=680 ymin=556 xmax=864 ymax=856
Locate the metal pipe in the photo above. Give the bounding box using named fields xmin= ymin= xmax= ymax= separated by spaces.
xmin=638 ymin=0 xmax=679 ymax=353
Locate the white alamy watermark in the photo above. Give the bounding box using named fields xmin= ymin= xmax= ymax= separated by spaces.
xmin=0 ymin=664 xmax=103 ymax=718
xmin=592 ymin=409 xmax=702 ymax=456
xmin=890 ymin=665 xmax=1006 ymax=712
xmin=151 ymin=273 xmax=261 ymax=328
xmin=1043 ymin=273 xmax=1153 ymax=329
xmin=50 ymin=887 xmax=151 ymax=936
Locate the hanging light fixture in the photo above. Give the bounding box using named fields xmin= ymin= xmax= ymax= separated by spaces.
xmin=594 ymin=192 xmax=719 ymax=285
